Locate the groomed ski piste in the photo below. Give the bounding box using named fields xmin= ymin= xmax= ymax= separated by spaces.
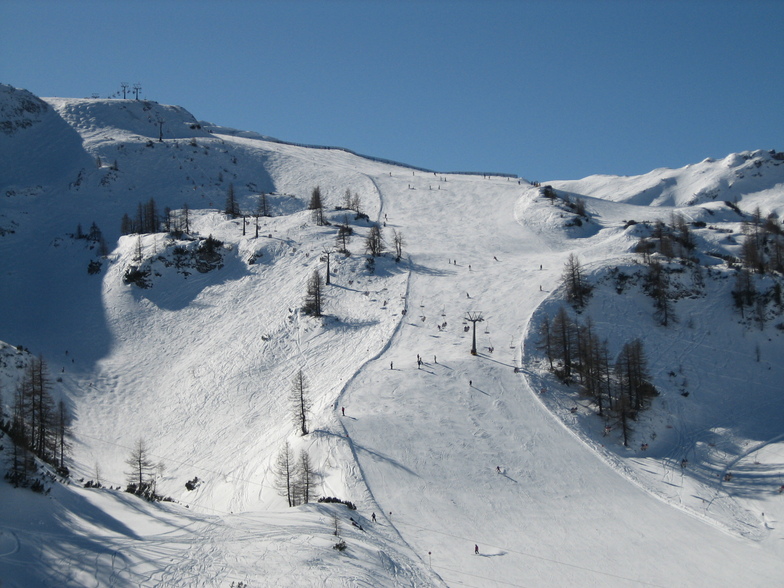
xmin=1 ymin=84 xmax=783 ymax=586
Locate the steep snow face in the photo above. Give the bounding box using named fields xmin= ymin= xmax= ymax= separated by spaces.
xmin=0 ymin=84 xmax=49 ymax=135
xmin=0 ymin=84 xmax=93 ymax=190
xmin=550 ymin=149 xmax=784 ymax=211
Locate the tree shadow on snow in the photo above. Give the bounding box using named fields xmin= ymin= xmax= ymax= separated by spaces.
xmin=352 ymin=443 xmax=419 ymax=477
xmin=406 ymin=260 xmax=455 ymax=277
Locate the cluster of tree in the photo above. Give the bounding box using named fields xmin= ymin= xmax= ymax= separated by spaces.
xmin=2 ymin=356 xmax=71 ymax=486
xmin=731 ymin=268 xmax=782 ymax=329
xmin=634 ymin=214 xmax=697 ymax=262
xmin=539 ymin=308 xmax=657 ymax=446
xmin=121 ymin=199 xmax=192 ymax=237
xmin=121 ymin=198 xmax=162 ymax=235
xmin=561 ymin=253 xmax=592 ymax=309
xmin=317 ymin=496 xmax=357 ymax=510
xmin=74 ymin=221 xmax=109 ymax=256
xmin=274 ymin=441 xmax=317 ymax=507
xmin=333 ymin=208 xmax=402 ymax=262
xmin=95 ymin=155 xmax=119 ymax=170
xmin=340 ymin=188 xmax=364 ymax=218
xmin=541 ymin=185 xmax=587 ymax=220
xmin=737 ymin=206 xmax=784 ymax=274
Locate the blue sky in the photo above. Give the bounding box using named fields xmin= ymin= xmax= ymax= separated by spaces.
xmin=2 ymin=0 xmax=782 ymax=180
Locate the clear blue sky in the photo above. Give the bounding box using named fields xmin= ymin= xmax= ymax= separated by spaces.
xmin=2 ymin=0 xmax=782 ymax=180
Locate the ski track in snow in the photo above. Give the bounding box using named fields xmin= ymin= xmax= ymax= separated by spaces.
xmin=1 ymin=89 xmax=784 ymax=586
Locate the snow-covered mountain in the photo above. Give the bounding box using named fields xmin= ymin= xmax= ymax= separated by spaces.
xmin=1 ymin=83 xmax=783 ymax=586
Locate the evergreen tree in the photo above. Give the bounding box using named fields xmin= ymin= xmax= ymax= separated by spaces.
xmin=88 ymin=222 xmax=102 ymax=242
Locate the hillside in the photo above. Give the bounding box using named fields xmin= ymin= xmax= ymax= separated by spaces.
xmin=1 ymin=84 xmax=784 ymax=586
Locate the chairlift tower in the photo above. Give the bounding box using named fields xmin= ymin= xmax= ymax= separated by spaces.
xmin=465 ymin=311 xmax=484 ymax=355
xmin=321 ymin=247 xmax=335 ymax=285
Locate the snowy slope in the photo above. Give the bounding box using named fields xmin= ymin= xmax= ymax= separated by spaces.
xmin=549 ymin=149 xmax=784 ymax=210
xmin=1 ymin=86 xmax=784 ymax=586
